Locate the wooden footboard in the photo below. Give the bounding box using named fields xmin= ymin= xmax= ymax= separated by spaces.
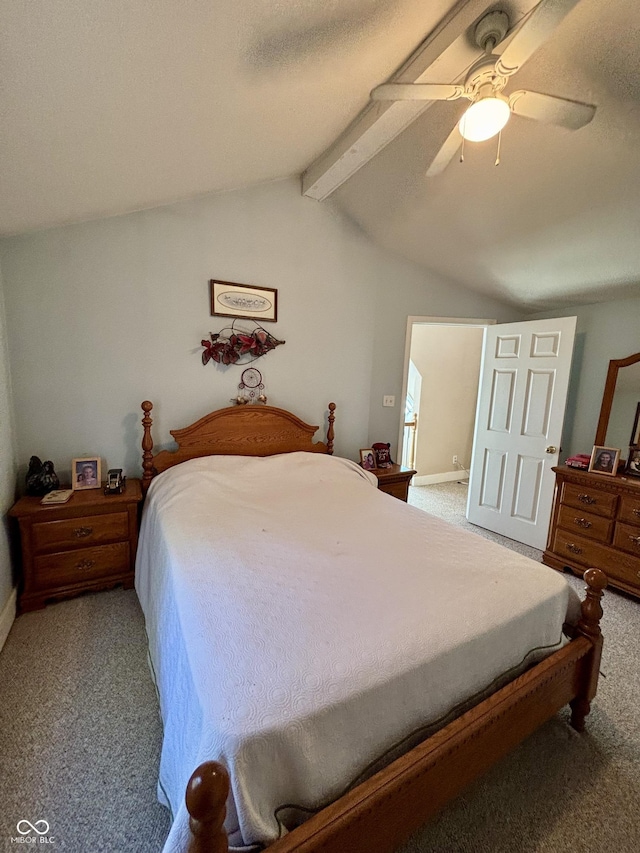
xmin=184 ymin=569 xmax=607 ymax=853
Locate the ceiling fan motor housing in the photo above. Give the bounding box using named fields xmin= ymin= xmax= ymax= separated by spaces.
xmin=464 ymin=56 xmax=508 ymax=99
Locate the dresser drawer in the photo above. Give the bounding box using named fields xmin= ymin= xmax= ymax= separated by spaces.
xmin=32 ymin=511 xmax=130 ymax=552
xmin=552 ymin=529 xmax=640 ymax=583
xmin=613 ymin=522 xmax=640 ymax=557
xmin=33 ymin=542 xmax=130 ymax=590
xmin=556 ymin=505 xmax=612 ymax=542
xmin=560 ymin=482 xmax=617 ymax=517
xmin=618 ymin=494 xmax=640 ymax=526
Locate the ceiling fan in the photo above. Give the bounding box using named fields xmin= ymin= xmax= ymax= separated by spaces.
xmin=371 ymin=0 xmax=596 ymax=176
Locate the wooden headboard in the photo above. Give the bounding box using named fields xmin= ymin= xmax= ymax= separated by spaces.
xmin=140 ymin=401 xmax=336 ymax=493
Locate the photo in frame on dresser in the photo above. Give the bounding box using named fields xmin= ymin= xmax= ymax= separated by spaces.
xmin=72 ymin=456 xmax=102 ymax=490
xmin=624 ymin=447 xmax=640 ymax=477
xmin=588 ymin=445 xmax=620 ymax=476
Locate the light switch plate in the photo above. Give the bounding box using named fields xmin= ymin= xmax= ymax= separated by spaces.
xmin=383 ymin=395 xmax=395 ymax=407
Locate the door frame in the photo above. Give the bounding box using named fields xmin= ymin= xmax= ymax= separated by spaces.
xmin=397 ymin=316 xmax=497 ymax=465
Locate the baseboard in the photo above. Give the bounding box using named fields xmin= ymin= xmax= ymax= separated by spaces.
xmin=413 ymin=470 xmax=465 ymax=486
xmin=0 ymin=587 xmax=17 ymax=653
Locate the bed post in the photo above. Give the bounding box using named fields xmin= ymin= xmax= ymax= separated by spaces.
xmin=141 ymin=400 xmax=155 ymax=495
xmin=186 ymin=761 xmax=230 ymax=853
xmin=327 ymin=402 xmax=336 ymax=455
xmin=570 ymin=568 xmax=607 ymax=732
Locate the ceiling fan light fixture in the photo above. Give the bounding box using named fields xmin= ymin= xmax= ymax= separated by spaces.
xmin=459 ymin=96 xmax=510 ymax=142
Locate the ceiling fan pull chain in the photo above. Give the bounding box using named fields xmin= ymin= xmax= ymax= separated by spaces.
xmin=495 ymin=129 xmax=502 ymax=166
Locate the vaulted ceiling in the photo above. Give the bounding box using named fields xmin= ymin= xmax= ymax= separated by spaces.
xmin=1 ymin=0 xmax=639 ymax=310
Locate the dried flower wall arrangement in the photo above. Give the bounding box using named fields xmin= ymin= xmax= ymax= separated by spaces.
xmin=201 ymin=320 xmax=285 ymax=366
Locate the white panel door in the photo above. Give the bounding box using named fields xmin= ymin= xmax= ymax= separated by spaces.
xmin=466 ymin=317 xmax=576 ymax=549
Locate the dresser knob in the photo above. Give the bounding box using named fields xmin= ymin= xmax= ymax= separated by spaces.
xmin=633 ymin=508 xmax=640 ymax=517
xmin=574 ymin=517 xmax=592 ymax=529
xmin=73 ymin=527 xmax=93 ymax=538
xmin=578 ymin=494 xmax=596 ymax=505
xmin=628 ymin=535 xmax=640 ymax=547
xmin=566 ymin=543 xmax=583 ymax=555
xmin=75 ymin=558 xmax=95 ymax=570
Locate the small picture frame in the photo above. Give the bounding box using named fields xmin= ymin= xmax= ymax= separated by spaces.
xmin=624 ymin=446 xmax=640 ymax=478
xmin=360 ymin=448 xmax=376 ymax=471
xmin=72 ymin=457 xmax=102 ymax=490
xmin=630 ymin=403 xmax=640 ymax=446
xmin=210 ymin=280 xmax=278 ymax=322
xmin=587 ymin=445 xmax=620 ymax=477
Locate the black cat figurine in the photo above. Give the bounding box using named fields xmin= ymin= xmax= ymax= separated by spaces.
xmin=25 ymin=456 xmax=60 ymax=496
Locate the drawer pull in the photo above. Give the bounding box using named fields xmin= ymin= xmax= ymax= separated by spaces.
xmin=73 ymin=527 xmax=93 ymax=539
xmin=634 ymin=508 xmax=640 ymax=517
xmin=574 ymin=517 xmax=592 ymax=529
xmin=75 ymin=558 xmax=95 ymax=571
xmin=628 ymin=535 xmax=640 ymax=547
xmin=577 ymin=494 xmax=596 ymax=505
xmin=566 ymin=543 xmax=583 ymax=555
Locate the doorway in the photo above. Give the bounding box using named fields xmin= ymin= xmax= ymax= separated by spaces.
xmin=399 ymin=317 xmax=493 ymax=485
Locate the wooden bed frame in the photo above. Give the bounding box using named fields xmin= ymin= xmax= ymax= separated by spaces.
xmin=139 ymin=400 xmax=606 ymax=853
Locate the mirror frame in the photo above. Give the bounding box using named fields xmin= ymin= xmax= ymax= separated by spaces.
xmin=595 ymin=352 xmax=640 ymax=447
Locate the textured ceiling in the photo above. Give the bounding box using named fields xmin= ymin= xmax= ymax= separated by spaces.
xmin=1 ymin=0 xmax=639 ymax=310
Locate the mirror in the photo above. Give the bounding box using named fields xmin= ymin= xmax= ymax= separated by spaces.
xmin=595 ymin=352 xmax=640 ymax=450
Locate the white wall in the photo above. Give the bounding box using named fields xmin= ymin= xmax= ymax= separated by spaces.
xmin=410 ymin=325 xmax=484 ymax=478
xmin=0 ymin=259 xmax=18 ymax=648
xmin=528 ymin=296 xmax=640 ymax=459
xmin=0 ymin=178 xmax=519 ymax=481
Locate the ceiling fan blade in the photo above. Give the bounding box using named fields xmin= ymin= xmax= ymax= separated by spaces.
xmin=426 ymin=125 xmax=463 ymax=177
xmin=509 ymin=90 xmax=596 ymax=129
xmin=371 ymin=83 xmax=464 ymax=102
xmin=496 ymin=0 xmax=582 ymax=77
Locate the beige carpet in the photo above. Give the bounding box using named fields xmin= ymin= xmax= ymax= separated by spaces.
xmin=0 ymin=484 xmax=637 ymax=852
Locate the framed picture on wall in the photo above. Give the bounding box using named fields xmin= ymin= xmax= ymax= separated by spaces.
xmin=210 ymin=280 xmax=278 ymax=322
xmin=72 ymin=456 xmax=102 ymax=490
xmin=587 ymin=446 xmax=619 ymax=477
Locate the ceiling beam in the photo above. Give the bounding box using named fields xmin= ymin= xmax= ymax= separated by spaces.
xmin=301 ymin=0 xmax=538 ymax=201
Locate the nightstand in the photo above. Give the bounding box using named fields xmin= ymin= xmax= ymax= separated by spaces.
xmin=9 ymin=479 xmax=142 ymax=612
xmin=373 ymin=464 xmax=417 ymax=502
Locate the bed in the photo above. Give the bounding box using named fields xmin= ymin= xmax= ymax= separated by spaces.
xmin=135 ymin=400 xmax=606 ymax=853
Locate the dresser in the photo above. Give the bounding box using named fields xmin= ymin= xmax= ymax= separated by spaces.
xmin=373 ymin=464 xmax=417 ymax=502
xmin=10 ymin=479 xmax=142 ymax=612
xmin=543 ymin=466 xmax=640 ymax=599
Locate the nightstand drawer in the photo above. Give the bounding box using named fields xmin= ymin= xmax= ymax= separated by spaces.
xmin=560 ymin=482 xmax=616 ymax=517
xmin=379 ymin=480 xmax=411 ymax=501
xmin=556 ymin=505 xmax=612 ymax=542
xmin=32 ymin=511 xmax=129 ymax=552
xmin=33 ymin=543 xmax=130 ymax=590
xmin=618 ymin=494 xmax=640 ymax=526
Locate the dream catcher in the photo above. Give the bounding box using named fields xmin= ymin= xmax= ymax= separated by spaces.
xmin=233 ymin=367 xmax=268 ymax=405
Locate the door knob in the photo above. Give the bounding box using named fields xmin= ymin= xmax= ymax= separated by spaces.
xmin=546 ymin=446 xmax=557 ymax=454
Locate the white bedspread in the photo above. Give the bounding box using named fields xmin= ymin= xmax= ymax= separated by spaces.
xmin=135 ymin=452 xmax=579 ymax=852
